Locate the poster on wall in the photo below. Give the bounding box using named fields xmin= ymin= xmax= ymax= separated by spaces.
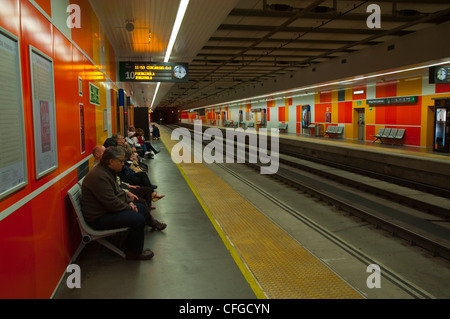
xmin=0 ymin=28 xmax=28 ymax=199
xmin=30 ymin=46 xmax=58 ymax=179
xmin=302 ymin=105 xmax=311 ymax=127
xmin=89 ymin=82 xmax=99 ymax=105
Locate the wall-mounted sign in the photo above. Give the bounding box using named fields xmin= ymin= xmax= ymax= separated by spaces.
xmin=30 ymin=46 xmax=58 ymax=179
xmin=367 ymin=96 xmax=418 ymax=105
xmin=119 ymin=61 xmax=189 ymax=82
xmin=429 ymin=65 xmax=450 ymax=84
xmin=0 ymin=27 xmax=28 ymax=198
xmin=89 ymin=83 xmax=99 ymax=105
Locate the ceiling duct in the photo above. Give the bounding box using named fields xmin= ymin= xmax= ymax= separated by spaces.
xmin=268 ymin=4 xmax=294 ymax=12
xmin=262 ymin=0 xmax=294 ymax=12
xmin=313 ymin=6 xmax=332 ymax=13
xmin=397 ymin=9 xmax=421 ymax=17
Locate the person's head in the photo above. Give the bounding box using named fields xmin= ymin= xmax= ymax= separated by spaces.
xmin=101 ymin=146 xmax=125 ymax=172
xmin=113 ymin=133 xmax=126 ymax=146
xmin=136 ymin=128 xmax=145 ymax=136
xmin=121 ymin=144 xmax=133 ymax=160
xmin=92 ymin=145 xmax=105 ymax=160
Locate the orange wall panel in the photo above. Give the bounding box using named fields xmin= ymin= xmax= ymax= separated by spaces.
xmin=34 ymin=0 xmax=52 ymax=17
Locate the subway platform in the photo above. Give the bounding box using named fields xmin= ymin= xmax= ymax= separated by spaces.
xmin=54 ymin=125 xmax=450 ymax=301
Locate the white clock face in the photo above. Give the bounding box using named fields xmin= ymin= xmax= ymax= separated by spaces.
xmin=174 ymin=65 xmax=187 ymax=79
xmin=436 ymin=67 xmax=447 ymax=81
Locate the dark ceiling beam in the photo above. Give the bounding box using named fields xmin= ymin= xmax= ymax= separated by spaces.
xmin=217 ymin=24 xmax=412 ymax=36
xmin=208 ymin=37 xmax=382 ymax=46
xmin=228 ymin=9 xmax=422 ymax=22
xmin=200 ymin=46 xmax=357 ymax=53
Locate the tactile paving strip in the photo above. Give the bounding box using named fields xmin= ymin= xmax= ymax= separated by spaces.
xmin=160 ymin=129 xmax=363 ymax=299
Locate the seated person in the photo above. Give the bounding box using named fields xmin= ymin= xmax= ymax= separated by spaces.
xmin=103 ymin=134 xmax=127 ymax=148
xmin=91 ymin=145 xmax=165 ymax=230
xmin=118 ymin=145 xmax=163 ymax=195
xmin=135 ymin=128 xmax=160 ymax=155
xmin=152 ymin=124 xmax=160 ymax=139
xmin=81 ymin=146 xmax=154 ymax=260
xmin=92 ymin=145 xmax=105 ymax=167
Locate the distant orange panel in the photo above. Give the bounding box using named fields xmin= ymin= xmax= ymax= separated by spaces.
xmin=338 ymin=101 xmax=352 ymax=124
xmin=34 ymin=0 xmax=52 ymax=17
xmin=267 ymin=99 xmax=275 ymax=108
xmin=436 ymin=83 xmax=450 ymax=93
xmin=376 ymin=81 xmax=397 ymax=98
xmin=315 ymin=103 xmax=329 ymax=122
xmin=396 ymin=97 xmax=421 ymax=126
xmin=366 ymin=125 xmax=375 ymax=141
xmin=352 ymin=85 xmax=367 ymax=100
xmin=296 ymin=105 xmax=303 ymax=122
xmin=278 ymin=106 xmax=285 ymax=122
xmin=320 ymin=91 xmax=332 ymax=103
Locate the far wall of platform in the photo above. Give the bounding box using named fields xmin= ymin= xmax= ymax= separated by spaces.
xmin=182 ymin=72 xmax=450 ymax=148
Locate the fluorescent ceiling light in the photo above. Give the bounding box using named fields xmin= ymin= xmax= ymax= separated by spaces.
xmin=354 ymin=90 xmax=365 ymax=94
xmin=151 ymin=0 xmax=189 ymax=108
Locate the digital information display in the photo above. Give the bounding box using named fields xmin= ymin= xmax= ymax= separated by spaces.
xmin=119 ymin=61 xmax=188 ymax=82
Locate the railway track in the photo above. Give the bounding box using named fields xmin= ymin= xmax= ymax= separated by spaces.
xmin=164 ymin=125 xmax=450 ymax=261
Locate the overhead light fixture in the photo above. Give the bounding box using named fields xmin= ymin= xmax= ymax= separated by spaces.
xmin=151 ymin=0 xmax=189 ymax=108
xmin=354 ymin=90 xmax=365 ymax=95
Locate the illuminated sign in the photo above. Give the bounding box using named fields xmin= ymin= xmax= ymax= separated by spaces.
xmin=367 ymin=96 xmax=418 ymax=105
xmin=119 ymin=62 xmax=188 ymax=82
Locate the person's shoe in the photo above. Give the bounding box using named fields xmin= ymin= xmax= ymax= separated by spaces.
xmin=151 ymin=184 xmax=158 ymax=190
xmin=125 ymin=248 xmax=154 ymax=260
xmin=154 ymin=150 xmax=160 ymax=154
xmin=152 ymin=194 xmax=165 ymax=202
xmin=151 ymin=221 xmax=167 ymax=231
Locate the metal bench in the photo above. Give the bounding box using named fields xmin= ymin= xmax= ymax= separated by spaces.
xmin=371 ymin=128 xmax=385 ymax=143
xmin=278 ymin=123 xmax=288 ymax=133
xmin=325 ymin=125 xmax=343 ymax=138
xmin=68 ymin=182 xmax=129 ymax=261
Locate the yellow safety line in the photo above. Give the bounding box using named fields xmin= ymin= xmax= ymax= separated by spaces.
xmin=158 ymin=129 xmax=267 ymax=299
xmin=158 ymin=127 xmax=362 ymax=299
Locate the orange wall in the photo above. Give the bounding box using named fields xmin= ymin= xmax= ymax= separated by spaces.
xmin=0 ymin=0 xmax=118 ymax=298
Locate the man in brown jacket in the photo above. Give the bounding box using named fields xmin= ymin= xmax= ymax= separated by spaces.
xmin=81 ymin=146 xmax=154 ymax=260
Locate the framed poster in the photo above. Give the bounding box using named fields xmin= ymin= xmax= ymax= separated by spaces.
xmin=89 ymin=82 xmax=99 ymax=105
xmin=80 ymin=103 xmax=85 ymax=154
xmin=30 ymin=46 xmax=58 ymax=179
xmin=0 ymin=27 xmax=28 ymax=199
